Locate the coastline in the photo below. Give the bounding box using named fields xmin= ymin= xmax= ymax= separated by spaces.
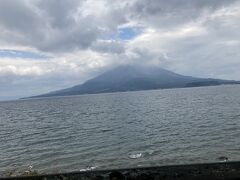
xmin=1 ymin=161 xmax=240 ymax=180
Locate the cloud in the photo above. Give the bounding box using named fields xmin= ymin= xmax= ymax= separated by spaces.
xmin=125 ymin=2 xmax=240 ymax=79
xmin=0 ymin=49 xmax=117 ymax=99
xmin=0 ymin=0 xmax=128 ymax=53
xmin=129 ymin=0 xmax=238 ymax=28
xmin=0 ymin=0 xmax=238 ymax=53
xmin=0 ymin=0 xmax=240 ymax=99
xmin=91 ymin=40 xmax=126 ymax=54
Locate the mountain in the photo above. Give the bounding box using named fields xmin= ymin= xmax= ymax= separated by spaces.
xmin=28 ymin=65 xmax=240 ymax=98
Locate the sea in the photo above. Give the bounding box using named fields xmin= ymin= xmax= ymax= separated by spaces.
xmin=0 ymin=85 xmax=240 ymax=174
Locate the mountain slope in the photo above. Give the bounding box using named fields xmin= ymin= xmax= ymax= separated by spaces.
xmin=29 ymin=65 xmax=240 ymax=98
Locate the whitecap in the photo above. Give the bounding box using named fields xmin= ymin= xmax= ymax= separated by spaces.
xmin=129 ymin=153 xmax=142 ymax=159
xmin=80 ymin=166 xmax=97 ymax=172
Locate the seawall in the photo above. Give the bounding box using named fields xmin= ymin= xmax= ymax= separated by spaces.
xmin=1 ymin=161 xmax=240 ymax=180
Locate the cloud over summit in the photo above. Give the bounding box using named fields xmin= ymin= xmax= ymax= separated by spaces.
xmin=0 ymin=0 xmax=240 ymax=99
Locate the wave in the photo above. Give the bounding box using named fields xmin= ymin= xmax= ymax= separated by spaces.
xmin=79 ymin=166 xmax=97 ymax=172
xmin=128 ymin=153 xmax=142 ymax=159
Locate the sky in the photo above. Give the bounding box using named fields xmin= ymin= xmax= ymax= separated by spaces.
xmin=0 ymin=0 xmax=240 ymax=100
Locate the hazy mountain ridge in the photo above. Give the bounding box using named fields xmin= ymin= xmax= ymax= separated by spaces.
xmin=28 ymin=65 xmax=240 ymax=98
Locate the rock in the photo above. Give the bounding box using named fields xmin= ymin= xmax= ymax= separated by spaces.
xmin=217 ymin=156 xmax=229 ymax=162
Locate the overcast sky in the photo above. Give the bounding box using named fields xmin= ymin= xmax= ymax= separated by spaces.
xmin=0 ymin=0 xmax=240 ymax=100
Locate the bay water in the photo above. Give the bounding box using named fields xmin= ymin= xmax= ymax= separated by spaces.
xmin=1 ymin=85 xmax=240 ymax=173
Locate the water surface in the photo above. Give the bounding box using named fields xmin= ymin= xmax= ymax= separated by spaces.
xmin=1 ymin=85 xmax=240 ymax=173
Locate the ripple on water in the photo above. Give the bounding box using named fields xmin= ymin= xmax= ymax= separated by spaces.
xmin=1 ymin=85 xmax=240 ymax=173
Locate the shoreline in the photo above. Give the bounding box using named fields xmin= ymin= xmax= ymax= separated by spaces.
xmin=1 ymin=161 xmax=240 ymax=180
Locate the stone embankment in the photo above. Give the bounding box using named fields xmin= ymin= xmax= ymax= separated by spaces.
xmin=1 ymin=161 xmax=240 ymax=180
